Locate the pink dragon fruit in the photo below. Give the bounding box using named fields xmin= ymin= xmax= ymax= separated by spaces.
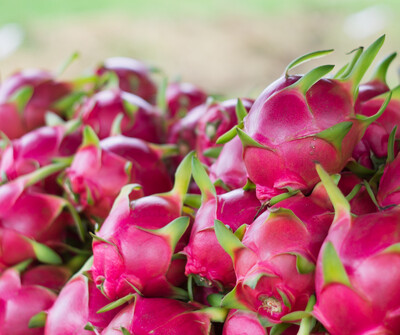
xmin=21 ymin=265 xmax=71 ymax=292
xmin=234 ymin=36 xmax=388 ymax=200
xmin=352 ymin=86 xmax=400 ymax=169
xmin=214 ymin=183 xmax=333 ymax=324
xmin=77 ymin=89 xmax=163 ymax=142
xmin=377 ymin=152 xmax=400 ymax=209
xmin=195 ymin=98 xmax=253 ymax=166
xmin=184 ymin=157 xmax=261 ymax=290
xmin=313 ymin=164 xmax=400 ymax=335
xmin=90 ymin=152 xmax=193 ymax=300
xmin=209 ymin=136 xmax=248 ymax=193
xmin=45 ymin=269 xmax=123 ymax=334
xmin=63 ymin=127 xmax=174 ymax=220
xmin=0 ymin=163 xmax=83 ymax=269
xmin=223 ymin=310 xmax=267 ymax=335
xmin=101 ymin=294 xmax=226 ymax=335
xmin=95 ymin=57 xmax=157 ymax=103
xmin=0 ymin=266 xmax=57 ymax=335
xmin=0 ymin=69 xmax=71 ymax=139
xmin=166 ymin=81 xmax=207 ymax=121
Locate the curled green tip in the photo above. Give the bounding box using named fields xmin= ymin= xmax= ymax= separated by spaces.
xmin=294 ymin=64 xmax=335 ymax=95
xmin=191 ymin=156 xmax=216 ymax=202
xmin=82 ymin=126 xmax=100 ymax=147
xmin=370 ymin=52 xmax=397 ymax=84
xmin=170 ymin=151 xmax=194 ymax=201
xmin=284 ymin=49 xmax=334 ymax=77
xmin=214 ymin=219 xmax=245 ymax=261
xmin=110 ymin=113 xmax=124 ymax=136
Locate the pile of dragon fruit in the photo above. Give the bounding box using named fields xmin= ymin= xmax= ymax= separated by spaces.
xmin=1 ymin=35 xmax=400 ymax=335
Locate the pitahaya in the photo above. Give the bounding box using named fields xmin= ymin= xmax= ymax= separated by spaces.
xmin=166 ymin=81 xmax=207 ymax=121
xmin=184 ymin=157 xmax=261 ymax=290
xmin=90 ymin=152 xmax=194 ymax=300
xmin=313 ymin=164 xmax=400 ymax=335
xmin=232 ymin=36 xmax=388 ymax=200
xmin=214 ymin=183 xmax=333 ymax=324
xmin=22 ymin=265 xmax=71 ymax=292
xmin=101 ymin=294 xmax=226 ymax=335
xmin=78 ymin=89 xmax=163 ymax=142
xmin=223 ymin=310 xmax=267 ymax=335
xmin=0 ymin=69 xmax=71 ymax=139
xmin=377 ymin=151 xmax=400 ymax=209
xmin=0 ymin=163 xmax=83 ymax=269
xmin=0 ymin=266 xmax=56 ymax=335
xmin=95 ymin=57 xmax=157 ymax=103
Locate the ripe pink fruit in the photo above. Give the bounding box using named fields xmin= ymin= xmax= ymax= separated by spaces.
xmin=21 ymin=265 xmax=71 ymax=292
xmin=78 ymin=89 xmax=163 ymax=142
xmin=101 ymin=295 xmax=220 ymax=335
xmin=215 ymin=185 xmax=333 ymax=324
xmin=96 ymin=57 xmax=157 ymax=103
xmin=0 ymin=267 xmax=56 ymax=335
xmin=0 ymin=69 xmax=71 ymax=139
xmin=184 ymin=157 xmax=261 ymax=289
xmin=236 ymin=37 xmax=387 ymax=200
xmin=377 ymin=152 xmax=400 ymax=208
xmin=90 ymin=153 xmax=193 ymax=300
xmin=223 ymin=310 xmax=267 ymax=335
xmin=45 ymin=271 xmax=123 ymax=334
xmin=166 ymin=81 xmax=207 ymax=121
xmin=313 ymin=165 xmax=400 ymax=335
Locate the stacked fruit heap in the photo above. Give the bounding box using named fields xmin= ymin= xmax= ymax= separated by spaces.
xmin=1 ymin=35 xmax=400 ymax=335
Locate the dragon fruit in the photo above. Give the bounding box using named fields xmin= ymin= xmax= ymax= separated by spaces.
xmin=63 ymin=127 xmax=175 ymax=220
xmin=101 ymin=294 xmax=226 ymax=335
xmin=77 ymin=89 xmax=163 ymax=142
xmin=184 ymin=157 xmax=261 ymax=290
xmin=214 ymin=183 xmax=333 ymax=324
xmin=21 ymin=265 xmax=71 ymax=292
xmin=0 ymin=163 xmax=83 ymax=269
xmin=352 ymin=86 xmax=400 ymax=169
xmin=95 ymin=57 xmax=157 ymax=103
xmin=45 ymin=270 xmax=123 ymax=334
xmin=166 ymin=81 xmax=207 ymax=121
xmin=313 ymin=164 xmax=400 ymax=335
xmin=0 ymin=69 xmax=71 ymax=139
xmin=90 ymin=152 xmax=193 ymax=300
xmin=0 ymin=267 xmax=57 ymax=335
xmin=234 ymin=36 xmax=388 ymax=200
xmin=196 ymin=98 xmax=253 ymax=166
xmin=377 ymin=152 xmax=400 ymax=209
xmin=223 ymin=310 xmax=267 ymax=335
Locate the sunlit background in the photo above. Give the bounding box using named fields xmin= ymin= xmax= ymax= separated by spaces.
xmin=0 ymin=0 xmax=399 ymax=98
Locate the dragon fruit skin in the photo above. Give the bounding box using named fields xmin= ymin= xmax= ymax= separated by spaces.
xmin=166 ymin=81 xmax=207 ymax=121
xmin=238 ymin=38 xmax=386 ymax=200
xmin=96 ymin=57 xmax=157 ymax=103
xmin=21 ymin=265 xmax=71 ymax=292
xmin=196 ymin=98 xmax=253 ymax=166
xmin=215 ymin=187 xmax=333 ymax=324
xmin=352 ymin=88 xmax=400 ymax=169
xmin=78 ymin=89 xmax=163 ymax=142
xmin=223 ymin=310 xmax=267 ymax=335
xmin=0 ymin=69 xmax=71 ymax=138
xmin=101 ymin=295 xmax=213 ymax=335
xmin=0 ymin=267 xmax=57 ymax=335
xmin=313 ymin=165 xmax=400 ymax=335
xmin=184 ymin=159 xmax=262 ymax=289
xmin=377 ymin=152 xmax=400 ymax=208
xmin=91 ymin=153 xmax=193 ymax=300
xmin=45 ymin=273 xmax=123 ymax=334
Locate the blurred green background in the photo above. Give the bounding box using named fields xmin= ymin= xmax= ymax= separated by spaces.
xmin=0 ymin=0 xmax=399 ymax=97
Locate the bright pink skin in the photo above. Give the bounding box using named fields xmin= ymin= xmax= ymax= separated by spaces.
xmin=96 ymin=57 xmax=157 ymax=103
xmin=79 ymin=89 xmax=163 ymax=142
xmin=223 ymin=310 xmax=267 ymax=335
xmin=196 ymin=98 xmax=253 ymax=166
xmin=102 ymin=296 xmax=212 ymax=335
xmin=243 ymin=77 xmax=364 ymax=200
xmin=91 ymin=187 xmax=186 ymax=300
xmin=209 ymin=137 xmax=248 ymax=193
xmin=0 ymin=177 xmax=68 ymax=268
xmin=314 ymin=207 xmax=400 ymax=335
xmin=0 ymin=69 xmax=71 ymax=138
xmin=377 ymin=152 xmax=400 ymax=208
xmin=100 ymin=136 xmax=173 ymax=196
xmin=21 ymin=265 xmax=71 ymax=292
xmin=45 ymin=273 xmax=122 ymax=334
xmin=231 ymin=191 xmax=333 ymax=323
xmin=0 ymin=125 xmax=81 ymax=183
xmin=0 ymin=268 xmax=56 ymax=335
xmin=184 ymin=189 xmax=261 ymax=289
xmin=352 ymin=94 xmax=400 ymax=168
xmin=166 ymin=82 xmax=207 ymax=121
xmin=354 ymin=79 xmax=389 ymax=113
